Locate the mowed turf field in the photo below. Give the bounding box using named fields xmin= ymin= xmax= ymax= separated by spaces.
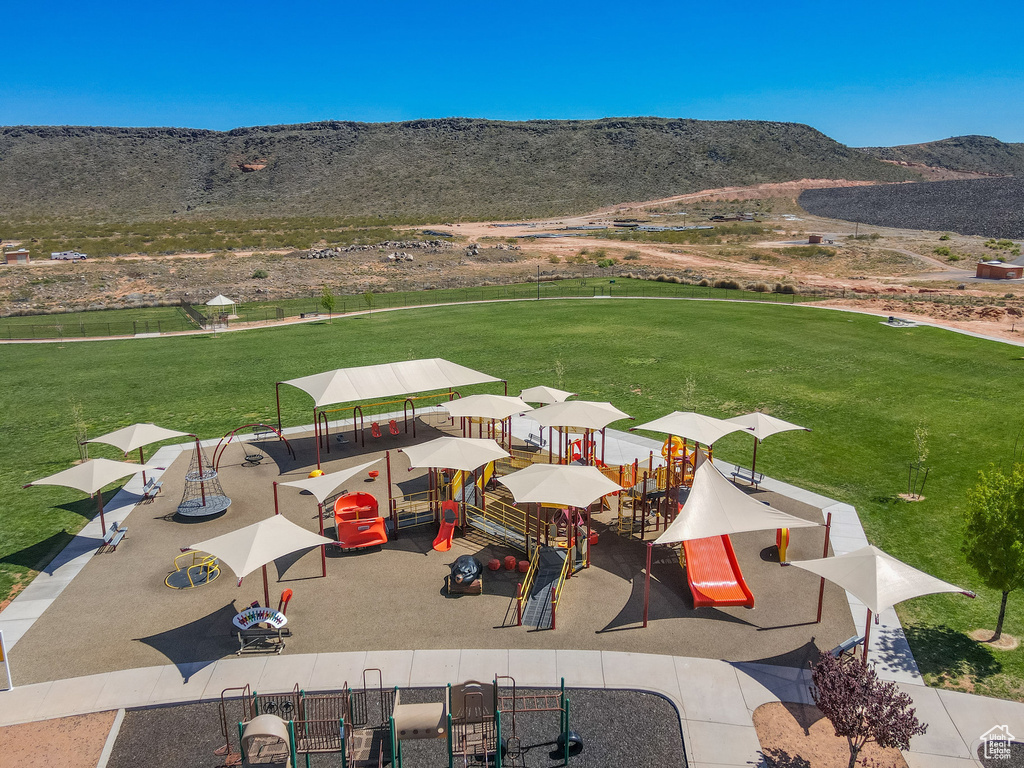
xmin=1 ymin=297 xmax=1021 ymax=698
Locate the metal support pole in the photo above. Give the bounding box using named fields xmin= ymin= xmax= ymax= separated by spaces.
xmin=139 ymin=447 xmax=147 ymax=485
xmin=262 ymin=564 xmax=271 ymax=608
xmin=319 ymin=502 xmax=327 ymax=577
xmin=314 ymin=407 xmax=321 ymax=469
xmin=816 ymin=512 xmax=832 ymax=623
xmin=95 ymin=491 xmax=107 ymax=535
xmin=862 ymin=609 xmax=872 ymax=662
xmin=273 ymin=482 xmax=280 ymax=515
xmin=643 ymin=542 xmax=652 ymax=627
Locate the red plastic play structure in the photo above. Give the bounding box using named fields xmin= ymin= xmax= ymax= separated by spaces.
xmin=333 ymin=492 xmax=388 ymax=549
xmin=682 ymin=534 xmax=755 ymax=608
xmin=432 ymin=501 xmax=459 ymax=552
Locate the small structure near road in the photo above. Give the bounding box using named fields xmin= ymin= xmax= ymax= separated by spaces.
xmin=976 ymin=260 xmax=1022 ymax=280
xmin=4 ymin=248 xmax=30 ymax=264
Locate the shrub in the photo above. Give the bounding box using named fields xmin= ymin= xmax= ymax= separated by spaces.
xmin=698 ymin=279 xmax=710 ymax=287
xmin=947 ymin=253 xmax=961 ymax=262
xmin=750 ymin=282 xmax=770 ymax=293
xmin=957 ymin=283 xmax=966 ymax=290
xmin=548 ymin=255 xmax=561 ymax=264
xmin=596 ymin=258 xmax=617 ymax=268
xmin=933 ymin=247 xmax=951 ymax=257
xmin=789 ymin=245 xmax=836 ymax=258
xmin=251 ymin=269 xmax=269 ymax=279
xmin=714 ymin=279 xmax=740 ymax=290
xmin=939 ymin=233 xmax=951 ymax=241
xmin=775 ymin=283 xmax=797 ymax=294
xmin=624 ymin=251 xmax=640 ymax=261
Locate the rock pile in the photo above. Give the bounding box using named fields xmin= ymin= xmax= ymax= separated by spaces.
xmin=385 ymin=252 xmax=415 ymax=263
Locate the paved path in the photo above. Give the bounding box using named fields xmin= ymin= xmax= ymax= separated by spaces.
xmin=1 ymin=419 xmax=1020 ymax=767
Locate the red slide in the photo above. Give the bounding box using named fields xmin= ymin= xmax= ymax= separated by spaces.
xmin=433 ymin=501 xmax=459 ymax=552
xmin=682 ymin=534 xmax=755 ymax=608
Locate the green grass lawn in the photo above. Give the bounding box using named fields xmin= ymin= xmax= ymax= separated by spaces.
xmin=1 ymin=298 xmax=1021 ymax=699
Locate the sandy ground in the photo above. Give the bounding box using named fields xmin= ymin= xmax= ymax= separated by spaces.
xmin=0 ymin=711 xmax=117 ymax=768
xmin=754 ymin=702 xmax=909 ymax=768
xmin=9 ymin=413 xmax=853 ymax=686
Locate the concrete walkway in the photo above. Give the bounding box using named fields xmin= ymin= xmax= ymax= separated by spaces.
xmin=1 ymin=418 xmax=1020 ymax=767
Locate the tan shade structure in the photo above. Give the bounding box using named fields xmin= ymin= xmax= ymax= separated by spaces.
xmin=498 ymin=463 xmax=623 ymax=508
xmin=442 ymin=394 xmax=532 ymax=420
xmin=27 ymin=458 xmax=164 ymax=534
xmin=528 ymin=400 xmax=630 ymax=430
xmin=519 ymin=386 xmax=576 ymax=404
xmin=403 ymin=437 xmax=509 ymax=472
xmin=280 ymin=358 xmax=502 ymax=409
xmin=190 ymin=514 xmax=333 ymax=606
xmin=654 ymin=454 xmax=819 ymax=544
xmin=725 ymin=412 xmax=810 ymax=476
xmin=277 ymin=459 xmax=383 ymax=504
xmin=205 ymin=294 xmax=236 ymax=307
xmin=791 ymin=544 xmax=973 ymax=661
xmin=790 ymin=545 xmax=968 ymax=617
xmin=633 ymin=411 xmax=753 ymax=446
xmin=87 ymin=423 xmax=191 ymax=453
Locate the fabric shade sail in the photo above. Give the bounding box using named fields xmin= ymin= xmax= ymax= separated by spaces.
xmin=654 ymin=453 xmax=819 ymax=544
xmin=724 ymin=413 xmax=810 ymax=440
xmin=441 ymin=394 xmax=532 ymax=420
xmin=28 ymin=458 xmax=164 ymax=496
xmin=527 ymin=400 xmax=630 ymax=430
xmin=277 ymin=459 xmax=383 ymax=504
xmin=402 ymin=437 xmax=509 ymax=472
xmin=280 ymin=358 xmax=501 ymax=409
xmin=498 ymin=463 xmax=623 ymax=508
xmin=789 ymin=545 xmax=970 ymax=616
xmin=190 ymin=515 xmax=332 ymax=580
xmin=519 ymin=386 xmax=576 ymax=404
xmin=634 ymin=411 xmax=752 ymax=446
xmin=87 ymin=423 xmax=191 ymax=453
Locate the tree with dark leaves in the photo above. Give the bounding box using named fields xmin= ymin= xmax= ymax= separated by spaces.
xmin=811 ymin=651 xmax=927 ymax=768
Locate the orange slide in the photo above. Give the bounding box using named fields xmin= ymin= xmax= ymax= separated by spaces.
xmin=682 ymin=534 xmax=755 ymax=608
xmin=433 ymin=501 xmax=459 ymax=552
xmin=334 ymin=492 xmax=388 ymax=549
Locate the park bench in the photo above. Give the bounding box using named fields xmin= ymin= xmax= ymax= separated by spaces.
xmin=524 ymin=432 xmax=547 ymax=450
xmin=101 ymin=521 xmax=128 ymax=552
xmin=730 ymin=466 xmax=764 ymax=488
xmin=829 ymin=634 xmax=866 ymax=658
xmin=236 ymin=626 xmax=292 ymax=655
xmin=142 ymin=477 xmax=163 ymax=498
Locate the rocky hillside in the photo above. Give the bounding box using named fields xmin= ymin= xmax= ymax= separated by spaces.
xmin=0 ymin=118 xmax=915 ymax=221
xmin=859 ymin=135 xmax=1024 ymax=177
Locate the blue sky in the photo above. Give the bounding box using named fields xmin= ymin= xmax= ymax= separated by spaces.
xmin=3 ymin=0 xmax=1022 ymax=147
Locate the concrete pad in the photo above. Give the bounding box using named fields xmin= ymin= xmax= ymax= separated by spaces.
xmin=458 ymin=649 xmax=508 ymax=683
xmin=410 ymin=649 xmax=461 ymax=687
xmin=905 ymin=755 xmax=980 ymax=768
xmin=555 ymin=649 xmax=604 ymax=688
xmin=151 ymin=661 xmax=216 ymax=704
xmin=37 ymin=672 xmax=108 ymax=718
xmin=0 ymin=599 xmax=52 ymax=622
xmin=508 ymin=649 xmax=556 ymax=687
xmin=309 ymin=651 xmax=368 ymax=691
xmin=937 ymin=688 xmax=1024 ymax=756
xmin=0 ymin=618 xmax=39 ymax=649
xmin=257 ymin=654 xmax=318 ymax=693
xmin=201 ymin=657 xmax=269 ymax=700
xmin=895 ymin=684 xmax=970 ymax=760
xmin=674 ymin=658 xmax=748 ymax=725
xmin=732 ymin=662 xmax=813 ymax=711
xmin=94 ymin=665 xmax=164 ymax=709
xmin=603 ymin=651 xmax=681 ymax=703
xmin=363 ymin=650 xmax=413 ymax=688
xmin=684 ymin=720 xmax=762 ymax=766
xmin=0 ymin=681 xmax=53 ymax=725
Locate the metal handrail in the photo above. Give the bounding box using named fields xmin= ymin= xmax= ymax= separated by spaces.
xmin=551 ymin=548 xmax=573 ymax=612
xmin=516 ymin=548 xmax=541 ymax=623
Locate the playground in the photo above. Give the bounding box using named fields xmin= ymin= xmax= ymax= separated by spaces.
xmin=9 ymin=393 xmax=855 ymax=688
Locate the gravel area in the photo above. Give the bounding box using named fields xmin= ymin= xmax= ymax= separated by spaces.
xmin=106 ymin=688 xmax=686 ymax=768
xmin=799 ymin=178 xmax=1024 ymax=239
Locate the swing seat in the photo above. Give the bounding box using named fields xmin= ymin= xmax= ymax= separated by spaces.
xmin=389 ymin=419 xmax=400 ymax=435
xmin=371 ymin=422 xmax=383 ymax=438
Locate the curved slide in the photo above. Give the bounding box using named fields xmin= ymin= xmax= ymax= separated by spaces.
xmin=682 ymin=534 xmax=755 ymax=608
xmin=433 ymin=502 xmax=459 ymax=552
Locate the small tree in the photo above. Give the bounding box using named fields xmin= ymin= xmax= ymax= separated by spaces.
xmin=363 ymin=290 xmax=375 ymax=314
xmin=811 ymin=651 xmax=927 ymax=768
xmin=319 ymin=285 xmax=335 ymax=324
xmin=964 ymin=464 xmax=1024 ymax=640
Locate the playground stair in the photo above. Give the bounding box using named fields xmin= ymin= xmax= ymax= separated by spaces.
xmin=521 ymin=546 xmax=567 ymax=629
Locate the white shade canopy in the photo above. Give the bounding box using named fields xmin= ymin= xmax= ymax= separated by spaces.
xmin=189 ymin=515 xmax=332 ymax=580
xmin=790 ymin=545 xmax=969 ymax=616
xmin=498 ymin=463 xmax=623 ymax=508
xmin=205 ymin=294 xmax=236 ymax=307
xmin=281 ymin=358 xmax=501 ymax=409
xmin=519 ymin=386 xmax=576 ymax=404
xmin=277 ymin=459 xmax=383 ymax=504
xmin=442 ymin=394 xmax=533 ymax=420
xmin=528 ymin=400 xmax=630 ymax=430
xmin=402 ymin=437 xmax=509 ymax=472
xmin=724 ymin=413 xmax=810 ymax=441
xmin=634 ymin=411 xmax=753 ymax=446
xmin=28 ymin=458 xmax=164 ymax=495
xmin=87 ymin=423 xmax=191 ymax=453
xmin=654 ymin=453 xmax=819 ymax=544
